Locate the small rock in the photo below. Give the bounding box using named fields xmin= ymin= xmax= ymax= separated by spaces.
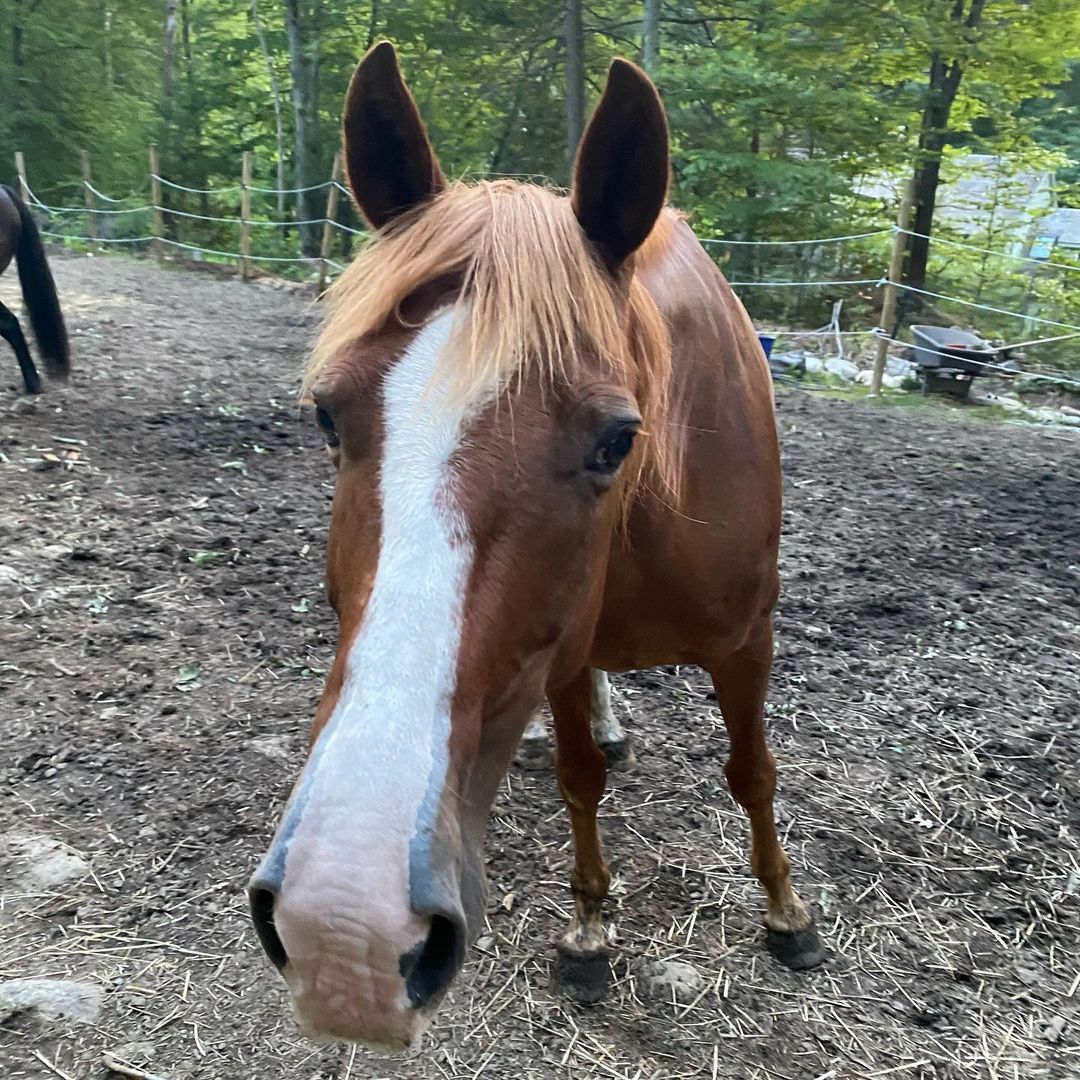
xmin=885 ymin=356 xmax=915 ymax=378
xmin=1015 ymin=964 xmax=1040 ymax=986
xmin=1042 ymin=1016 xmax=1067 ymax=1044
xmin=845 ymin=762 xmax=890 ymax=787
xmin=247 ymin=734 xmax=293 ymax=762
xmin=1 ymin=833 xmax=90 ymax=891
xmin=0 ymin=978 xmax=103 ymax=1024
xmin=769 ymin=351 xmax=806 ymax=376
xmin=824 ymin=356 xmax=859 ymax=380
xmin=639 ymin=959 xmax=704 ymax=1004
xmin=110 ymin=1040 xmax=157 ymax=1066
xmin=475 ymin=935 xmax=495 ymax=954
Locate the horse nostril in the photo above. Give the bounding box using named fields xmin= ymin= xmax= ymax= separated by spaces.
xmin=249 ymin=885 xmax=289 ymax=972
xmin=400 ymin=913 xmax=464 ymax=1010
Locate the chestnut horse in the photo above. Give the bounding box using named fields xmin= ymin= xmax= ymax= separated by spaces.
xmin=249 ymin=42 xmax=824 ymax=1048
xmin=0 ymin=184 xmax=70 ymax=394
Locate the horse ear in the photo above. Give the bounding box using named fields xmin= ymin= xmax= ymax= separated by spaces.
xmin=571 ymin=59 xmax=669 ymax=270
xmin=342 ymin=41 xmax=446 ymax=230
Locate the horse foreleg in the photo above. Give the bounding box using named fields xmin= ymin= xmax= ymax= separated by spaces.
xmin=548 ymin=667 xmax=612 ymax=1002
xmin=0 ymin=301 xmax=42 ymax=395
xmin=710 ymin=622 xmax=825 ymax=970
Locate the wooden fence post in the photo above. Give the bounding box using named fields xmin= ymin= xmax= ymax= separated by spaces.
xmin=240 ymin=150 xmax=253 ymax=281
xmin=14 ymin=152 xmax=29 ymax=203
xmin=81 ymin=150 xmax=97 ymax=242
xmin=149 ymin=144 xmax=165 ymax=264
xmin=870 ymin=179 xmax=915 ymax=396
xmin=317 ymin=151 xmax=343 ymax=296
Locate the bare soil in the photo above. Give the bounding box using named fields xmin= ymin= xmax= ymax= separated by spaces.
xmin=1 ymin=252 xmax=1078 ymax=1080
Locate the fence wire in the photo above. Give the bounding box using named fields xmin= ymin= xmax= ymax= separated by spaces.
xmin=18 ymin=170 xmax=1080 ymax=388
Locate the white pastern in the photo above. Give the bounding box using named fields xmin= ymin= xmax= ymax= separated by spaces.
xmin=590 ymin=670 xmax=626 ymax=746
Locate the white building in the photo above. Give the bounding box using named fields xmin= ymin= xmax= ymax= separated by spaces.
xmin=858 ymin=153 xmax=1077 ymax=260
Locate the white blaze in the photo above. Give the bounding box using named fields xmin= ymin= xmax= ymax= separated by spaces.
xmin=280 ymin=309 xmax=476 ymax=912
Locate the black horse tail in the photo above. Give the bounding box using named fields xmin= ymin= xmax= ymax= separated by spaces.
xmin=3 ymin=184 xmax=70 ymax=379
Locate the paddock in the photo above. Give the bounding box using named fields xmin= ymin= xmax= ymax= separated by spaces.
xmin=0 ymin=252 xmax=1076 ymax=1079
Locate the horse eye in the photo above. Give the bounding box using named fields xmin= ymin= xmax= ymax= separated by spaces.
xmin=315 ymin=406 xmax=340 ymax=448
xmin=586 ymin=423 xmax=637 ymax=474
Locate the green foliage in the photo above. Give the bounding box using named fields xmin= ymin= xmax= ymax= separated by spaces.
xmin=1026 ymin=63 xmax=1080 ymax=194
xmin=0 ymin=0 xmax=159 ymax=197
xmin=2 ymin=0 xmax=1078 ymax=355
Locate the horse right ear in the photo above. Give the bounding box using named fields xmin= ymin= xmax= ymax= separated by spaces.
xmin=571 ymin=58 xmax=669 ymax=271
xmin=342 ymin=41 xmax=446 ymax=230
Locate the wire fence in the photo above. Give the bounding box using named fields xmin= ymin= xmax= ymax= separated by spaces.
xmin=13 ymin=147 xmax=365 ymax=289
xmin=22 ymin=179 xmax=363 ymax=276
xmin=13 ymin=152 xmax=1080 ymax=390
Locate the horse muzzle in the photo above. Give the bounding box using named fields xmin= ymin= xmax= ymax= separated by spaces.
xmin=248 ymin=829 xmax=468 ymax=1047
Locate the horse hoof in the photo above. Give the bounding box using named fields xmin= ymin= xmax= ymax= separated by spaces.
xmin=514 ymin=738 xmax=553 ymax=771
xmin=598 ymin=738 xmax=636 ymax=772
xmin=766 ymin=923 xmax=826 ymax=970
xmin=552 ymin=944 xmax=612 ymax=1004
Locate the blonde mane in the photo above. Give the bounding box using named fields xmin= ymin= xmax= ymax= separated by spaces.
xmin=306 ymin=179 xmax=677 ymax=494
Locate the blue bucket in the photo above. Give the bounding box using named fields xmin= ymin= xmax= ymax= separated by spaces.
xmin=758 ymin=334 xmax=775 ymax=360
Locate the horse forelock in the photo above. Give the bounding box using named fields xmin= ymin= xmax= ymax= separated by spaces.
xmin=306 ymin=180 xmax=679 ymax=499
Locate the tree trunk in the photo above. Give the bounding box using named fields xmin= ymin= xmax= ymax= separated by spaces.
xmin=743 ymin=121 xmax=761 ymax=281
xmin=11 ymin=0 xmax=25 ymax=133
xmin=366 ymin=0 xmax=380 ymax=49
xmin=564 ymin=0 xmax=585 ymax=171
xmin=179 ymin=0 xmax=206 ymax=204
xmin=904 ymin=0 xmax=988 ymax=292
xmin=12 ymin=0 xmax=24 ymax=68
xmin=253 ymin=0 xmax=287 ymax=214
xmin=161 ymin=0 xmax=179 ymax=167
xmin=489 ymin=48 xmax=539 ymax=175
xmin=284 ymin=0 xmax=323 ymax=257
xmin=103 ymin=2 xmax=114 ymax=91
xmin=641 ymin=0 xmax=660 ymax=75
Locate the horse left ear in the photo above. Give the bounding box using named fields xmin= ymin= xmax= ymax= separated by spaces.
xmin=342 ymin=40 xmax=446 ymax=230
xmin=571 ymin=58 xmax=669 ymax=271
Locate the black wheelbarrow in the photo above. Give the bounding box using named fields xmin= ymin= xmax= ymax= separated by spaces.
xmin=907 ymin=325 xmax=1018 ymax=399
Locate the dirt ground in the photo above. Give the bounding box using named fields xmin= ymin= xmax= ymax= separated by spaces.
xmin=0 ymin=251 xmax=1077 ymax=1080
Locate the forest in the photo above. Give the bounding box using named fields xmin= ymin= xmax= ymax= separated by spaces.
xmin=3 ymin=1 xmax=1080 ymax=356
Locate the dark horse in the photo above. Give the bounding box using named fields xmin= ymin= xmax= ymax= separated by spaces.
xmin=0 ymin=184 xmax=70 ymax=394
